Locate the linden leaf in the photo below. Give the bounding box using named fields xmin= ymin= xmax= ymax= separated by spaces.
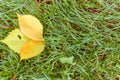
xmin=20 ymin=40 xmax=45 ymax=60
xmin=17 ymin=13 xmax=44 ymax=41
xmin=1 ymin=29 xmax=29 ymax=53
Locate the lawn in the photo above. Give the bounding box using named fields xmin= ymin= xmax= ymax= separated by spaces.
xmin=0 ymin=0 xmax=120 ymax=80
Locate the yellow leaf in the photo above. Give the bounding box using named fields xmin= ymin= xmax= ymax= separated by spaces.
xmin=1 ymin=29 xmax=29 ymax=53
xmin=17 ymin=14 xmax=44 ymax=41
xmin=20 ymin=40 xmax=45 ymax=60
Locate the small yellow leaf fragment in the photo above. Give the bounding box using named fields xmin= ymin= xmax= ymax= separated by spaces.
xmin=17 ymin=13 xmax=44 ymax=41
xmin=20 ymin=40 xmax=45 ymax=60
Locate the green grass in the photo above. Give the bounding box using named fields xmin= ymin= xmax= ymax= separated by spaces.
xmin=0 ymin=0 xmax=120 ymax=80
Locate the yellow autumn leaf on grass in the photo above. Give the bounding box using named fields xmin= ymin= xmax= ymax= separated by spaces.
xmin=1 ymin=29 xmax=29 ymax=53
xmin=17 ymin=14 xmax=44 ymax=41
xmin=20 ymin=40 xmax=45 ymax=60
xmin=0 ymin=13 xmax=45 ymax=60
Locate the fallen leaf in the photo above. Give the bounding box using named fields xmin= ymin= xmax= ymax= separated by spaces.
xmin=17 ymin=14 xmax=44 ymax=41
xmin=1 ymin=29 xmax=29 ymax=53
xmin=20 ymin=40 xmax=45 ymax=60
xmin=60 ymin=56 xmax=76 ymax=65
xmin=0 ymin=13 xmax=45 ymax=60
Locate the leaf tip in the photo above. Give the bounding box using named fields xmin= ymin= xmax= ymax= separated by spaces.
xmin=20 ymin=58 xmax=23 ymax=61
xmin=16 ymin=13 xmax=20 ymax=17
